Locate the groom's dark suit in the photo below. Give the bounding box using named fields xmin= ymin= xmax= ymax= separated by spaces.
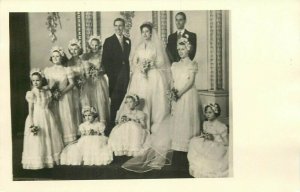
xmin=102 ymin=34 xmax=131 ymax=135
xmin=166 ymin=29 xmax=197 ymax=63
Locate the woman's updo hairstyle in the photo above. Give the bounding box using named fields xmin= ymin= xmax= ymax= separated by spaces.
xmin=140 ymin=22 xmax=153 ymax=34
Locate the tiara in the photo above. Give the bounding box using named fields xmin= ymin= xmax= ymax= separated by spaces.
xmin=88 ymin=35 xmax=102 ymax=46
xmin=68 ymin=39 xmax=82 ymax=50
xmin=30 ymin=68 xmax=44 ymax=78
xmin=50 ymin=46 xmax=65 ymax=57
xmin=81 ymin=106 xmax=98 ymax=115
xmin=205 ymin=103 xmax=220 ymax=114
xmin=177 ymin=37 xmax=192 ymax=51
xmin=141 ymin=21 xmax=154 ymax=28
xmin=127 ymin=93 xmax=140 ymax=104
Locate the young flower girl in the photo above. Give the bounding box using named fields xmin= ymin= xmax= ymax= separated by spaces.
xmin=60 ymin=106 xmax=112 ymax=166
xmin=108 ymin=94 xmax=148 ymax=157
xmin=170 ymin=38 xmax=200 ymax=152
xmin=187 ymin=103 xmax=229 ymax=177
xmin=22 ymin=68 xmax=64 ymax=169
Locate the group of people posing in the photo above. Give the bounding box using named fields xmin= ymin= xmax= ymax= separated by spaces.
xmin=21 ymin=12 xmax=229 ymax=177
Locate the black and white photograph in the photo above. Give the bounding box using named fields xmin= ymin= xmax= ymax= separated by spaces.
xmin=10 ymin=10 xmax=231 ymax=180
xmin=1 ymin=0 xmax=300 ymax=191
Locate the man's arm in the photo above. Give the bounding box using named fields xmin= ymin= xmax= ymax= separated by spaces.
xmin=166 ymin=35 xmax=174 ymax=63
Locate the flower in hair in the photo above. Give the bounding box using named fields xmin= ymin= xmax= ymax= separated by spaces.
xmin=127 ymin=93 xmax=140 ymax=104
xmin=30 ymin=68 xmax=44 ymax=78
xmin=82 ymin=106 xmax=98 ymax=116
xmin=177 ymin=37 xmax=192 ymax=51
xmin=50 ymin=46 xmax=65 ymax=57
xmin=68 ymin=38 xmax=82 ymax=50
xmin=88 ymin=35 xmax=102 ymax=47
xmin=206 ymin=103 xmax=220 ymax=114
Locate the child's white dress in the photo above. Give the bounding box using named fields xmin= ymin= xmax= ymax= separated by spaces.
xmin=22 ymin=88 xmax=64 ymax=169
xmin=187 ymin=120 xmax=229 ymax=177
xmin=170 ymin=59 xmax=200 ymax=152
xmin=44 ymin=65 xmax=78 ymax=143
xmin=60 ymin=121 xmax=113 ymax=165
xmin=108 ymin=110 xmax=149 ymax=156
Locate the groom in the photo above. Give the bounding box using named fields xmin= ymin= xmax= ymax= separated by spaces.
xmin=102 ymin=18 xmax=131 ymax=135
xmin=166 ymin=12 xmax=197 ymax=63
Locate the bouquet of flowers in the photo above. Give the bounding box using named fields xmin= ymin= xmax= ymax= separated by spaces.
xmin=167 ymin=88 xmax=179 ymax=102
xmin=88 ymin=65 xmax=99 ymax=79
xmin=89 ymin=129 xmax=98 ymax=136
xmin=200 ymin=133 xmax=214 ymax=141
xmin=139 ymin=59 xmax=153 ymax=78
xmin=50 ymin=82 xmax=62 ymax=101
xmin=74 ymin=75 xmax=86 ymax=90
xmin=29 ymin=125 xmax=40 ymax=136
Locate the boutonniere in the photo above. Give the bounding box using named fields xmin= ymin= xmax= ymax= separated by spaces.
xmin=184 ymin=34 xmax=189 ymax=39
xmin=125 ymin=40 xmax=130 ymax=44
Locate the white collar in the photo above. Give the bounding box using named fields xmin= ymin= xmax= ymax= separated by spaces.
xmin=115 ymin=33 xmax=124 ymax=39
xmin=177 ymin=29 xmax=186 ymax=34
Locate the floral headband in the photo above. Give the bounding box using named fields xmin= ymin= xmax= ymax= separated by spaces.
xmin=82 ymin=106 xmax=98 ymax=116
xmin=88 ymin=35 xmax=102 ymax=47
xmin=50 ymin=46 xmax=65 ymax=57
xmin=30 ymin=68 xmax=44 ymax=78
xmin=177 ymin=37 xmax=192 ymax=51
xmin=68 ymin=38 xmax=82 ymax=50
xmin=205 ymin=103 xmax=221 ymax=114
xmin=127 ymin=94 xmax=140 ymax=104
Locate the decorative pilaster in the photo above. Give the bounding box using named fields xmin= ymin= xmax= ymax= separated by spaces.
xmin=169 ymin=11 xmax=174 ymax=34
xmin=96 ymin=12 xmax=101 ymax=36
xmin=75 ymin=12 xmax=83 ymax=47
xmin=208 ymin=10 xmax=225 ymax=91
xmin=84 ymin=12 xmax=93 ymax=50
xmin=160 ymin=11 xmax=168 ymax=46
xmin=152 ymin=11 xmax=158 ymax=31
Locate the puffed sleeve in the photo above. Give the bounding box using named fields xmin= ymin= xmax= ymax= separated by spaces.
xmin=25 ymin=91 xmax=35 ymax=103
xmin=43 ymin=67 xmax=49 ymax=80
xmin=64 ymin=67 xmax=73 ymax=81
xmin=202 ymin=121 xmax=208 ymax=133
xmin=137 ymin=111 xmax=145 ymax=122
xmin=97 ymin=122 xmax=106 ymax=134
xmin=79 ymin=123 xmax=85 ymax=135
xmin=188 ymin=61 xmax=198 ymax=74
xmin=218 ymin=123 xmax=228 ymax=137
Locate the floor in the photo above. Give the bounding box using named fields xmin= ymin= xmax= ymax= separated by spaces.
xmin=13 ymin=136 xmax=193 ymax=180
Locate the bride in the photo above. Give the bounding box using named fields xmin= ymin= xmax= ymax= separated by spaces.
xmin=116 ymin=22 xmax=171 ymax=134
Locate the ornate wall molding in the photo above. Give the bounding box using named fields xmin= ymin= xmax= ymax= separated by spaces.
xmin=84 ymin=12 xmax=94 ymax=50
xmin=75 ymin=12 xmax=83 ymax=47
xmin=96 ymin=12 xmax=101 ymax=36
xmin=152 ymin=11 xmax=158 ymax=31
xmin=208 ymin=10 xmax=225 ymax=91
xmin=159 ymin=11 xmax=168 ymax=46
xmin=169 ymin=11 xmax=174 ymax=34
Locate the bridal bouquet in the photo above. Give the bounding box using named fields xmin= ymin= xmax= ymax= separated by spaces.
xmin=29 ymin=125 xmax=40 ymax=136
xmin=88 ymin=129 xmax=98 ymax=136
xmin=139 ymin=59 xmax=153 ymax=78
xmin=50 ymin=82 xmax=62 ymax=101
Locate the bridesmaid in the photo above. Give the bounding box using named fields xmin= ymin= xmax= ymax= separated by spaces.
xmin=67 ymin=39 xmax=86 ymax=126
xmin=44 ymin=46 xmax=78 ymax=145
xmin=170 ymin=38 xmax=200 ymax=152
xmin=81 ymin=35 xmax=110 ymax=126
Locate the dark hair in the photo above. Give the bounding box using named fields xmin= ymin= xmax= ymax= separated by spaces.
xmin=126 ymin=95 xmax=140 ymax=106
xmin=83 ymin=112 xmax=99 ymax=119
xmin=49 ymin=51 xmax=69 ymax=66
xmin=176 ymin=12 xmax=187 ymax=20
xmin=68 ymin=44 xmax=83 ymax=56
xmin=204 ymin=104 xmax=221 ymax=117
xmin=114 ymin=18 xmax=125 ymax=26
xmin=140 ymin=23 xmax=153 ymax=34
xmin=30 ymin=72 xmax=48 ymax=87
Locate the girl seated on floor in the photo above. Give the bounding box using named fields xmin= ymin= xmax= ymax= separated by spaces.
xmin=60 ymin=106 xmax=112 ymax=166
xmin=108 ymin=94 xmax=149 ymax=157
xmin=187 ymin=103 xmax=229 ymax=177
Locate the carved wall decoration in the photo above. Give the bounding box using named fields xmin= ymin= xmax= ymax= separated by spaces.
xmin=75 ymin=12 xmax=83 ymax=47
xmin=96 ymin=12 xmax=101 ymax=36
xmin=84 ymin=12 xmax=94 ymax=50
xmin=46 ymin=12 xmax=62 ymax=42
xmin=160 ymin=11 xmax=168 ymax=46
xmin=120 ymin=11 xmax=135 ymax=38
xmin=152 ymin=11 xmax=158 ymax=30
